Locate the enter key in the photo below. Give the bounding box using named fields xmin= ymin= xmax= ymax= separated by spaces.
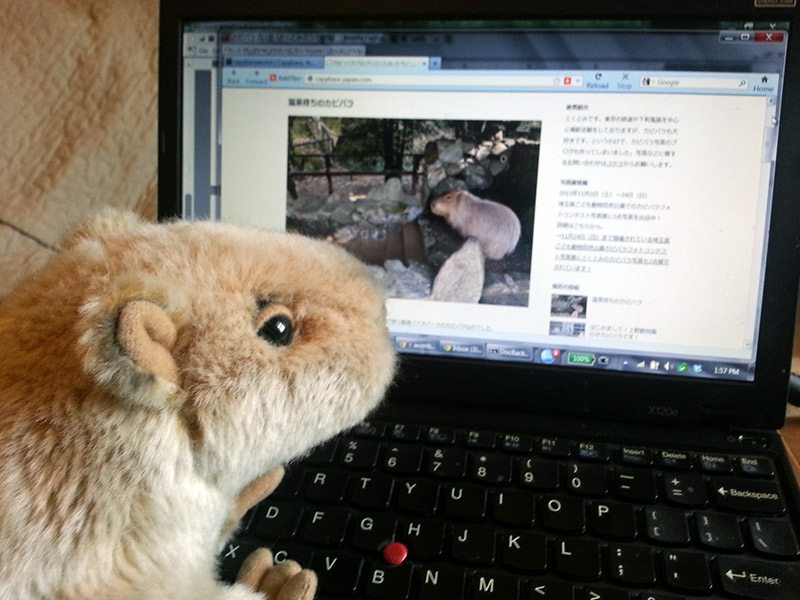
xmin=716 ymin=557 xmax=800 ymax=600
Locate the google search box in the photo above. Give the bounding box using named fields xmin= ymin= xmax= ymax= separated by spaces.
xmin=641 ymin=76 xmax=749 ymax=90
xmin=306 ymin=73 xmax=584 ymax=88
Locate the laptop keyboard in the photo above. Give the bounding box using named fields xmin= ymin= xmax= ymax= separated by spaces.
xmin=219 ymin=420 xmax=800 ymax=599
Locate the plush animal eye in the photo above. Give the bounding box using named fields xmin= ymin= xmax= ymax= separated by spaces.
xmin=257 ymin=314 xmax=293 ymax=346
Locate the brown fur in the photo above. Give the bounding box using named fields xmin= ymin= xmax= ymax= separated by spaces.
xmin=0 ymin=211 xmax=396 ymax=600
xmin=431 ymin=189 xmax=521 ymax=259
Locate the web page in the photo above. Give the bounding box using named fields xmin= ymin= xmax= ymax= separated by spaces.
xmin=181 ymin=23 xmax=788 ymax=381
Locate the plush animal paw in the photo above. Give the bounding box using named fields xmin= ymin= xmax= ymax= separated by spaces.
xmin=237 ymin=548 xmax=317 ymax=600
xmin=236 ymin=468 xmax=287 ymax=515
xmin=220 ymin=468 xmax=286 ymax=543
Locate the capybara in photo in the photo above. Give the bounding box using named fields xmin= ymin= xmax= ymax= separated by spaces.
xmin=431 ymin=189 xmax=521 ymax=259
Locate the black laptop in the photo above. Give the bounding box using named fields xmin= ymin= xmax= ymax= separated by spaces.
xmin=158 ymin=1 xmax=800 ymax=598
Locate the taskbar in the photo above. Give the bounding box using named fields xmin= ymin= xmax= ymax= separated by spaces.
xmin=392 ymin=334 xmax=755 ymax=382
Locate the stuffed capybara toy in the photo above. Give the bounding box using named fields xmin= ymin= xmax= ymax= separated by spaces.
xmin=0 ymin=212 xmax=395 ymax=600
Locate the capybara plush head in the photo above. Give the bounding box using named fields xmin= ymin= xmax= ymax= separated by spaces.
xmin=0 ymin=211 xmax=395 ymax=600
xmin=431 ymin=189 xmax=521 ymax=259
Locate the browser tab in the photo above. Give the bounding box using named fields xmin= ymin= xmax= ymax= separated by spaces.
xmin=487 ymin=345 xmax=534 ymax=362
xmin=324 ymin=56 xmax=432 ymax=72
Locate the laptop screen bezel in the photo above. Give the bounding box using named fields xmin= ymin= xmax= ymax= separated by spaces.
xmin=158 ymin=0 xmax=800 ymax=430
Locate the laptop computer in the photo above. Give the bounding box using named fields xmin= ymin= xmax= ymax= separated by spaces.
xmin=158 ymin=1 xmax=800 ymax=598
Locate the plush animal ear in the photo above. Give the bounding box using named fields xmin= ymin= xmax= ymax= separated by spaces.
xmin=116 ymin=300 xmax=180 ymax=385
xmin=78 ymin=276 xmax=189 ymax=410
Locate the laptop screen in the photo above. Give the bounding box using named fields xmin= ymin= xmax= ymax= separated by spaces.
xmin=175 ymin=18 xmax=791 ymax=384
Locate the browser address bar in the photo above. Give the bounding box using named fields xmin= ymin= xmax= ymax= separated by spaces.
xmin=305 ymin=73 xmax=584 ymax=88
xmin=642 ymin=76 xmax=749 ymax=90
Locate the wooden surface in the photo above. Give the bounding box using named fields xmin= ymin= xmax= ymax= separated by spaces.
xmin=786 ymin=325 xmax=800 ymax=482
xmin=781 ymin=418 xmax=800 ymax=481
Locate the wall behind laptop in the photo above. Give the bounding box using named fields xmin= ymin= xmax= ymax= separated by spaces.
xmin=0 ymin=0 xmax=159 ymax=298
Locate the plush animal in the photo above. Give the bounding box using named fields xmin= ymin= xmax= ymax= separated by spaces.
xmin=0 ymin=211 xmax=396 ymax=600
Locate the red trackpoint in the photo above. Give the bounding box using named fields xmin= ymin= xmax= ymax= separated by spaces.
xmin=382 ymin=542 xmax=408 ymax=566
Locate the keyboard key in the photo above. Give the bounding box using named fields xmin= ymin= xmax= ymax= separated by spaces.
xmin=538 ymin=437 xmax=571 ymax=458
xmin=302 ymin=439 xmax=338 ymax=465
xmin=619 ymin=446 xmax=652 ymax=466
xmin=395 ymin=479 xmax=439 ymax=516
xmin=614 ymin=467 xmax=658 ymax=503
xmin=350 ymin=474 xmax=394 ymax=510
xmin=542 ymin=495 xmax=586 ymax=534
xmin=607 ymin=544 xmax=656 ymax=587
xmin=270 ymin=468 xmax=304 ymax=500
xmin=452 ymin=524 xmax=496 ymax=566
xmin=662 ymin=472 xmax=708 ymax=507
xmin=218 ymin=538 xmax=263 ymax=583
xmin=353 ymin=420 xmax=386 ymax=438
xmin=400 ymin=520 xmax=445 ymax=560
xmin=493 ymin=490 xmax=535 ymax=527
xmin=657 ymin=450 xmax=694 ymax=470
xmin=352 ymin=513 xmax=396 ymax=554
xmin=695 ymin=511 xmax=744 ymax=552
xmin=699 ymin=453 xmax=732 ymax=473
xmin=339 ymin=439 xmax=380 ymax=470
xmin=529 ymin=580 xmax=575 ymax=600
xmin=554 ymin=538 xmax=601 ymax=580
xmin=445 ymin=484 xmax=487 ymax=521
xmin=577 ymin=587 xmax=631 ymax=600
xmin=251 ymin=501 xmax=301 ymax=540
xmin=388 ymin=423 xmax=422 ymax=442
xmin=576 ymin=441 xmax=609 ymax=462
xmin=715 ymin=556 xmax=800 ymax=600
xmin=311 ymin=553 xmax=363 ymax=597
xmin=500 ymin=531 xmax=547 ymax=573
xmin=303 ymin=469 xmax=348 ymax=504
xmin=267 ymin=542 xmax=312 ymax=569
xmin=365 ymin=562 xmax=414 ymax=600
xmin=427 ymin=447 xmax=467 ymax=479
xmin=465 ymin=430 xmax=496 ymax=450
xmin=501 ymin=433 xmax=533 ymax=453
xmin=566 ymin=462 xmax=609 ymax=497
xmin=662 ymin=550 xmax=712 ymax=594
xmin=425 ymin=426 xmax=455 ymax=445
xmin=590 ymin=501 xmax=637 ymax=541
xmin=739 ymin=456 xmax=775 ymax=478
xmin=383 ymin=444 xmax=423 ymax=475
xmin=417 ymin=566 xmax=466 ymax=600
xmin=644 ymin=507 xmax=691 ymax=545
xmin=712 ymin=478 xmax=785 ymax=515
xmin=302 ymin=508 xmax=349 ymax=546
xmin=520 ymin=457 xmax=560 ymax=491
xmin=473 ymin=454 xmax=513 ymax=485
xmin=471 ymin=572 xmax=520 ymax=599
xmin=748 ymin=517 xmax=800 ymax=558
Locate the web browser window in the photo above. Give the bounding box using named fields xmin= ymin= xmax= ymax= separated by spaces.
xmin=179 ymin=20 xmax=790 ymax=382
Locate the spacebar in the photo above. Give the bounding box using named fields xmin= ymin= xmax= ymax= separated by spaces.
xmin=715 ymin=557 xmax=800 ymax=600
